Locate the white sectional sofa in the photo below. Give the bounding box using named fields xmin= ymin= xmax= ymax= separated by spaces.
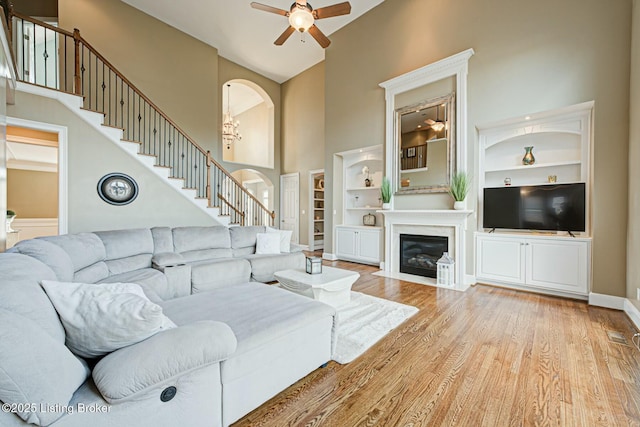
xmin=0 ymin=226 xmax=334 ymax=427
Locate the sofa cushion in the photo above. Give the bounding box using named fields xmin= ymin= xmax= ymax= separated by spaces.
xmin=41 ymin=233 xmax=106 ymax=272
xmin=230 ymin=226 xmax=265 ymax=256
xmin=41 ymin=280 xmax=176 ymax=359
xmin=151 ymin=226 xmax=174 ymax=253
xmin=99 ymin=268 xmax=172 ymax=301
xmin=161 ymin=282 xmax=335 ymax=383
xmin=95 ymin=228 xmax=154 ymax=260
xmin=11 ymin=238 xmax=74 ymax=281
xmin=0 ymin=253 xmax=65 ymax=342
xmin=266 ymin=227 xmax=293 ymax=253
xmin=173 ymin=226 xmax=231 ymax=253
xmin=74 ymin=261 xmax=110 ymax=283
xmin=243 ymin=251 xmax=306 ymax=282
xmin=255 ymin=233 xmax=281 ymax=255
xmin=0 ymin=309 xmax=89 ymax=426
xmin=190 ymin=259 xmax=252 ymax=293
xmin=181 ymin=248 xmax=234 ymax=263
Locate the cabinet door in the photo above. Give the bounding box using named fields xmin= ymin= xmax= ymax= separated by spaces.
xmin=336 ymin=228 xmax=357 ymax=258
xmin=525 ymin=240 xmax=589 ymax=295
xmin=357 ymin=229 xmax=381 ymax=263
xmin=476 ymin=236 xmax=525 ymax=284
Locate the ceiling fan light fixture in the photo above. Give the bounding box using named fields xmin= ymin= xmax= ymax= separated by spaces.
xmin=431 ymin=121 xmax=445 ymax=132
xmin=289 ymin=6 xmax=314 ymax=32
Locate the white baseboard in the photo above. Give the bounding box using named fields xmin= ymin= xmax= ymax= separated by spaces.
xmin=322 ymin=252 xmax=338 ymax=261
xmin=588 ymin=292 xmax=626 ymax=310
xmin=465 ymin=274 xmax=476 ymax=286
xmin=624 ymin=299 xmax=640 ymax=331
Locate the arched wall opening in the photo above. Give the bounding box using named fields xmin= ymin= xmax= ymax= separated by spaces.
xmin=222 ymin=79 xmax=274 ymax=169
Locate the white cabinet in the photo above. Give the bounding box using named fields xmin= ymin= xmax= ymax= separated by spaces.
xmin=335 ymin=226 xmax=381 ymax=265
xmin=476 ymin=232 xmax=591 ymax=297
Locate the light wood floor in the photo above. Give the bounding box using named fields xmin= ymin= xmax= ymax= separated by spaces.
xmin=233 ymin=259 xmax=640 ymax=426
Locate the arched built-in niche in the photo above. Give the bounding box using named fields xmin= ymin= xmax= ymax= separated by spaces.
xmin=222 ymin=79 xmax=274 ymax=169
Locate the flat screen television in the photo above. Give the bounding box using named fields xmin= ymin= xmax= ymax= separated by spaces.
xmin=483 ymin=183 xmax=586 ymax=232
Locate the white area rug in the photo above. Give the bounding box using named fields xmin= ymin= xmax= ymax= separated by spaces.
xmin=332 ymin=292 xmax=419 ymax=364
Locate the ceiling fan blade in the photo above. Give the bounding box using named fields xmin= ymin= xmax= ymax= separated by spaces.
xmin=250 ymin=2 xmax=289 ymax=16
xmin=274 ymin=26 xmax=296 ymax=45
xmin=424 ymin=119 xmax=436 ymax=125
xmin=308 ymin=25 xmax=331 ymax=48
xmin=313 ymin=2 xmax=352 ymax=19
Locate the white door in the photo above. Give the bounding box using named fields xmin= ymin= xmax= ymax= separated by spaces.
xmin=280 ymin=173 xmax=299 ymax=243
xmin=526 ymin=239 xmax=589 ymax=294
xmin=335 ymin=227 xmax=357 ymax=258
xmin=476 ymin=235 xmax=525 ymax=284
xmin=358 ymin=228 xmax=381 ymax=263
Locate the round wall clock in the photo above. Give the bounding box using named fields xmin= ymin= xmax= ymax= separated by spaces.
xmin=97 ymin=173 xmax=139 ymax=206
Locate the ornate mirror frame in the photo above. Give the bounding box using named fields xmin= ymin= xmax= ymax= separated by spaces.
xmin=395 ymin=93 xmax=456 ymax=194
xmin=379 ymin=49 xmax=474 ymax=205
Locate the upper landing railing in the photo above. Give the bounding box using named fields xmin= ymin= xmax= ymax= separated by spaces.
xmin=7 ymin=10 xmax=274 ymax=226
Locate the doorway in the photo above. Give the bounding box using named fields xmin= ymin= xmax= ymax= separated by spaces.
xmin=280 ymin=172 xmax=299 ymax=243
xmin=6 ymin=117 xmax=67 ymax=248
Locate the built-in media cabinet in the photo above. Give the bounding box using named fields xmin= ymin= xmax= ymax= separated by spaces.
xmin=475 ymin=102 xmax=593 ymax=298
xmin=335 ymin=145 xmax=383 ymax=266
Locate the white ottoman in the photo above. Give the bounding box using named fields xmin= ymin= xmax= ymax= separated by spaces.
xmin=274 ymin=266 xmax=359 ymax=308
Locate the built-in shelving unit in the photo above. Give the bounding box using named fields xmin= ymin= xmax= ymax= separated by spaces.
xmin=476 ymin=101 xmax=593 ymax=298
xmin=334 ymin=145 xmax=383 ymax=265
xmin=309 ymin=170 xmax=325 ymax=251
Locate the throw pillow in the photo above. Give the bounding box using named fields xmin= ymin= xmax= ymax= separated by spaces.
xmin=40 ymin=280 xmax=176 ymax=359
xmin=0 ymin=308 xmax=89 ymax=426
xmin=266 ymin=227 xmax=293 ymax=253
xmin=255 ymin=232 xmax=281 ymax=254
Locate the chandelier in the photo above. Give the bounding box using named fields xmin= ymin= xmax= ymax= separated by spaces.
xmin=223 ymin=84 xmax=241 ymax=149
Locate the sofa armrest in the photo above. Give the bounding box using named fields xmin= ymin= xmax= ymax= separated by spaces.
xmin=152 ymin=252 xmax=185 ymax=268
xmin=92 ymin=321 xmax=237 ymax=403
xmin=289 ymin=243 xmax=304 ymax=253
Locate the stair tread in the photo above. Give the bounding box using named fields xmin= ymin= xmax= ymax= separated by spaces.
xmin=80 ymin=107 xmax=106 ymax=116
xmin=121 ymin=139 xmax=142 ymax=144
xmin=101 ymin=123 xmax=124 ymax=131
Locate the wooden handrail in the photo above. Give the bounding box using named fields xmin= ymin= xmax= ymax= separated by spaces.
xmin=214 ymin=164 xmax=275 ymax=219
xmin=75 ymin=34 xmax=209 ymax=156
xmin=218 ymin=193 xmax=246 ymax=224
xmin=10 ymin=11 xmax=74 ymax=37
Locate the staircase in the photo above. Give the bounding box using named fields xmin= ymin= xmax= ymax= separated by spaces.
xmin=8 ymin=10 xmax=275 ymax=227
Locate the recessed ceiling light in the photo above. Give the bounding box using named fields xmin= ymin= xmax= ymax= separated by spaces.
xmin=417 ymin=125 xmax=422 ymax=128
xmin=525 ymin=116 xmax=531 ymax=120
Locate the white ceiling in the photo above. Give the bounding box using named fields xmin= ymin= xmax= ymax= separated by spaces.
xmin=6 ymin=141 xmax=58 ymax=172
xmin=121 ymin=0 xmax=385 ymax=83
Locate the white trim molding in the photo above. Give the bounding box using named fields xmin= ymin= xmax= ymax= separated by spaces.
xmin=322 ymin=252 xmax=338 ymax=261
xmin=379 ymin=48 xmax=475 ymax=203
xmin=624 ymin=300 xmax=640 ymax=331
xmin=588 ymin=292 xmax=626 ymax=310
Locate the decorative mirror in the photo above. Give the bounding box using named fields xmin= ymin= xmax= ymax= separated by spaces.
xmin=97 ymin=173 xmax=139 ymax=205
xmin=395 ymin=93 xmax=455 ymax=194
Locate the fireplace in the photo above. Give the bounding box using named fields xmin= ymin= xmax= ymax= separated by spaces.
xmin=399 ymin=234 xmax=448 ymax=278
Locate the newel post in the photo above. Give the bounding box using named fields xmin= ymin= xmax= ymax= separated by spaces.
xmin=73 ymin=29 xmax=81 ymax=95
xmin=206 ymin=150 xmax=212 ymax=207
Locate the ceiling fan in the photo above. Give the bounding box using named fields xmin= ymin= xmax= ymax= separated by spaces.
xmin=250 ymin=1 xmax=352 ymax=48
xmin=423 ymin=105 xmax=446 ymax=132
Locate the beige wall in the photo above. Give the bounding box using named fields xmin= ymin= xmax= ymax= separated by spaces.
xmin=226 ymin=102 xmax=270 ymax=167
xmin=320 ymin=0 xmax=631 ymax=296
xmin=58 ymin=0 xmax=219 ymax=154
xmin=8 ymin=91 xmax=217 ymax=232
xmin=629 ymin=0 xmax=640 ymax=304
xmin=282 ymin=62 xmax=325 ymax=246
xmin=7 ymin=169 xmax=58 ymax=217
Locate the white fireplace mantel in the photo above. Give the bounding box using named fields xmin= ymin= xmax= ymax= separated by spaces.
xmin=377 ymin=209 xmax=474 ymax=291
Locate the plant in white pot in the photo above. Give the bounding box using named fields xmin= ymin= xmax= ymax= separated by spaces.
xmin=6 ymin=210 xmax=16 ymax=233
xmin=449 ymin=172 xmax=470 ymax=210
xmin=381 ymin=177 xmax=392 ymax=209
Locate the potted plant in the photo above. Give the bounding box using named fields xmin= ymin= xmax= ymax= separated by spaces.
xmin=449 ymin=172 xmax=470 ymax=210
xmin=380 ymin=177 xmax=392 ymax=209
xmin=6 ymin=209 xmax=16 ymax=233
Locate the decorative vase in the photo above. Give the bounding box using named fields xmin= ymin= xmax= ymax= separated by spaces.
xmin=453 ymin=201 xmax=465 ymax=210
xmin=382 ymin=202 xmax=391 ymax=210
xmin=522 ymin=146 xmax=535 ymax=165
